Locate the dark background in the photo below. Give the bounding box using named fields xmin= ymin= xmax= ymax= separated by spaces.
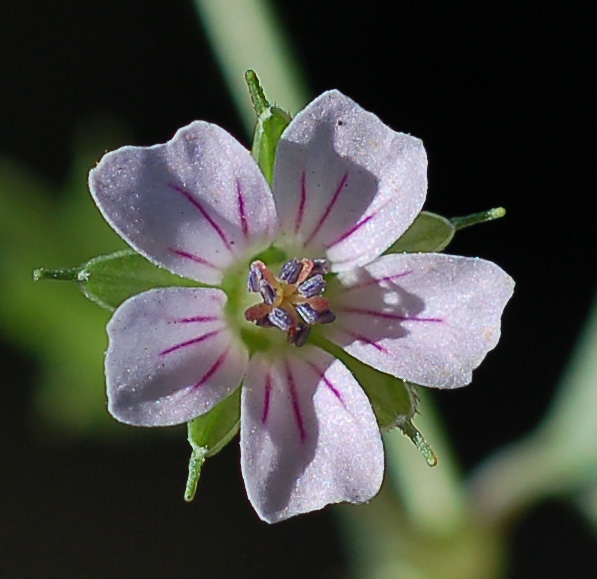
xmin=2 ymin=1 xmax=595 ymax=577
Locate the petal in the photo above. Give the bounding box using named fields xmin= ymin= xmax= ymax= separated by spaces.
xmin=241 ymin=346 xmax=384 ymax=523
xmin=273 ymin=90 xmax=427 ymax=270
xmin=89 ymin=122 xmax=278 ymax=285
xmin=106 ymin=287 xmax=248 ymax=426
xmin=325 ymin=253 xmax=514 ymax=388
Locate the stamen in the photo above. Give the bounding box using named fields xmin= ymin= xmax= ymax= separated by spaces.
xmin=311 ymin=258 xmax=330 ymax=276
xmin=259 ymin=280 xmax=277 ymax=305
xmin=318 ymin=310 xmax=337 ymax=324
xmin=279 ymin=258 xmax=302 ymax=284
xmin=244 ymin=256 xmax=336 ymax=347
xmin=288 ymin=323 xmax=311 ymax=347
xmin=298 ymin=274 xmax=326 ymax=298
xmin=295 ymin=303 xmax=319 ymax=325
xmin=268 ymin=307 xmax=294 ymax=332
xmin=247 ymin=263 xmax=262 ymax=292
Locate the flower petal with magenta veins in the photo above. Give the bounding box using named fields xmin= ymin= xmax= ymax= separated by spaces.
xmin=106 ymin=287 xmax=248 ymax=426
xmin=273 ymin=90 xmax=427 ymax=270
xmin=241 ymin=346 xmax=384 ymax=523
xmin=325 ymin=253 xmax=514 ymax=389
xmin=89 ymin=122 xmax=278 ymax=285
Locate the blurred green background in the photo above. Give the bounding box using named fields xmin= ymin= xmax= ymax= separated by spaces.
xmin=1 ymin=1 xmax=595 ymax=577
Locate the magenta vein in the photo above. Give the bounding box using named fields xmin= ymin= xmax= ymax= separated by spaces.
xmin=261 ymin=372 xmax=272 ymax=424
xmin=167 ymin=247 xmax=218 ymax=269
xmin=340 ymin=307 xmax=443 ymax=323
xmin=285 ymin=360 xmax=307 ymax=442
xmin=304 ymin=172 xmax=349 ymax=246
xmin=236 ymin=179 xmax=249 ymax=238
xmin=294 ymin=170 xmax=307 ymax=233
xmin=168 ymin=183 xmax=233 ymax=252
xmin=193 ymin=346 xmax=230 ymax=389
xmin=174 ymin=315 xmax=219 ymax=324
xmin=339 ymin=327 xmax=390 ymax=354
xmin=305 ymin=361 xmax=345 ymax=407
xmin=325 ymin=211 xmax=377 ymax=249
xmin=159 ymin=328 xmax=221 ymax=356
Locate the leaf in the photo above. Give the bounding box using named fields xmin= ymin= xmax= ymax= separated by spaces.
xmin=35 ymin=249 xmax=198 ymax=311
xmin=388 ymin=211 xmax=455 ymax=254
xmin=185 ymin=389 xmax=241 ymax=501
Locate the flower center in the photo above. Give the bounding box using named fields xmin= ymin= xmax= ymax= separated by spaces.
xmin=243 ymin=257 xmax=336 ymax=347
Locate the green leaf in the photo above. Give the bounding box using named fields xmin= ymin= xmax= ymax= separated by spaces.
xmin=34 ymin=249 xmax=198 ymax=311
xmin=388 ymin=211 xmax=455 ymax=254
xmin=246 ymin=69 xmax=292 ymax=184
xmin=185 ymin=389 xmax=241 ymax=501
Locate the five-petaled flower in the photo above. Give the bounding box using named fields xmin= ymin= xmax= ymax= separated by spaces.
xmin=89 ymin=90 xmax=514 ymax=522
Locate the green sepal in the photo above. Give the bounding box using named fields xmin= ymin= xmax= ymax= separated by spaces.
xmin=387 ymin=211 xmax=455 ymax=254
xmin=185 ymin=388 xmax=241 ymax=501
xmin=313 ymin=336 xmax=436 ymax=465
xmin=245 ymin=69 xmax=292 ymax=184
xmin=33 ymin=249 xmax=198 ymax=312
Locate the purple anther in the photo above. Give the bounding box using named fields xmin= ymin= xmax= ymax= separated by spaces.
xmin=247 ymin=264 xmax=262 ymax=292
xmin=310 ymin=258 xmax=330 ymax=276
xmin=268 ymin=307 xmax=294 ymax=332
xmin=259 ymin=280 xmax=276 ymax=305
xmin=295 ymin=303 xmax=319 ymax=325
xmin=297 ymin=274 xmax=326 ymax=298
xmin=279 ymin=258 xmax=302 ymax=284
xmin=293 ymin=323 xmax=311 ymax=347
xmin=318 ymin=310 xmax=337 ymax=324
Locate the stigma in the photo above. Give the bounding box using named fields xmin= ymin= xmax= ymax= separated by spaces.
xmin=244 ymin=257 xmax=336 ymax=347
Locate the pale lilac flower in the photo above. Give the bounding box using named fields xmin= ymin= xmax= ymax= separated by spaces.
xmin=89 ymin=90 xmax=514 ymax=522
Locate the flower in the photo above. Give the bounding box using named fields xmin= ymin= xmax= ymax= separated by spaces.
xmin=89 ymin=90 xmax=514 ymax=522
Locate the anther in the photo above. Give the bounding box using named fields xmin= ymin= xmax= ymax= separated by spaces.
xmin=268 ymin=307 xmax=294 ymax=332
xmin=298 ymin=274 xmax=326 ymax=298
xmin=259 ymin=280 xmax=276 ymax=305
xmin=318 ymin=310 xmax=337 ymax=324
xmin=295 ymin=303 xmax=319 ymax=325
xmin=288 ymin=323 xmax=311 ymax=347
xmin=247 ymin=263 xmax=262 ymax=292
xmin=310 ymin=258 xmax=330 ymax=276
xmin=278 ymin=258 xmax=302 ymax=284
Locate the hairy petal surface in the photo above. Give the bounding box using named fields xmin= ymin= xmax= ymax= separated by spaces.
xmin=241 ymin=346 xmax=384 ymax=523
xmin=273 ymin=90 xmax=427 ymax=270
xmin=106 ymin=287 xmax=248 ymax=426
xmin=89 ymin=122 xmax=278 ymax=285
xmin=325 ymin=253 xmax=515 ymax=388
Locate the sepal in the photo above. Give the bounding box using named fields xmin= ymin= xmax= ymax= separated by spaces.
xmin=185 ymin=389 xmax=241 ymax=501
xmin=34 ymin=249 xmax=197 ymax=311
xmin=315 ymin=337 xmax=437 ymax=465
xmin=246 ymin=69 xmax=292 ymax=184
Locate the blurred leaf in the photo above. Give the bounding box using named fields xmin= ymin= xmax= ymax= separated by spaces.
xmin=388 ymin=211 xmax=455 ymax=253
xmin=35 ymin=250 xmax=198 ymax=312
xmin=0 ymin=120 xmax=134 ymax=436
xmin=185 ymin=389 xmax=241 ymax=501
